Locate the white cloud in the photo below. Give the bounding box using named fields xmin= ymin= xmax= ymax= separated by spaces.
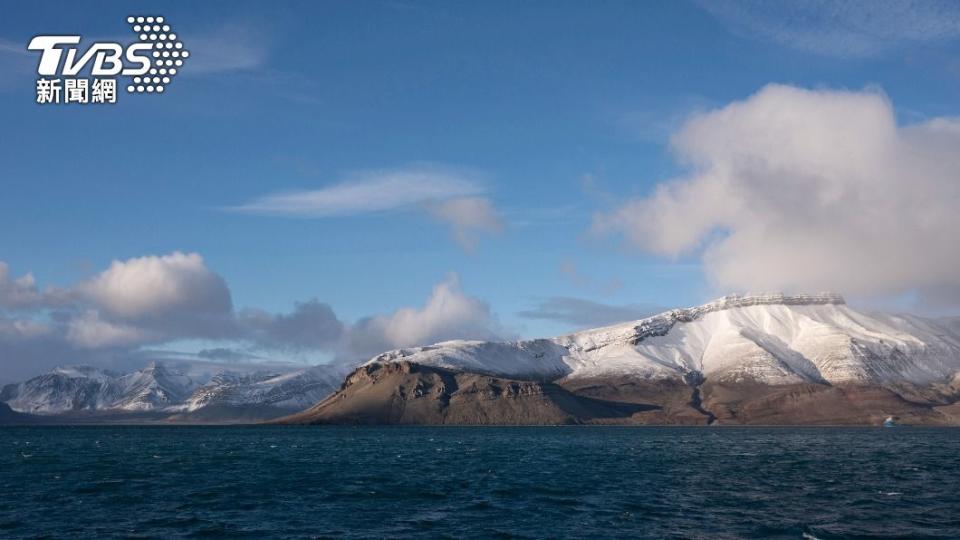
xmin=0 ymin=37 xmax=35 ymax=92
xmin=0 ymin=252 xmax=241 ymax=379
xmin=427 ymin=197 xmax=504 ymax=252
xmin=349 ymin=274 xmax=504 ymax=357
xmin=232 ymin=166 xmax=504 ymax=251
xmin=699 ymin=0 xmax=960 ymax=58
xmin=0 ymin=253 xmax=508 ymax=379
xmin=0 ymin=263 xmax=70 ymax=310
xmin=0 ymin=37 xmax=28 ymax=56
xmin=0 ymin=263 xmax=42 ymax=309
xmin=0 ymin=316 xmax=53 ymax=341
xmin=182 ymin=21 xmax=268 ymax=74
xmin=594 ymin=84 xmax=960 ymax=305
xmin=79 ymin=252 xmax=232 ymax=319
xmin=66 ymin=311 xmax=154 ymax=349
xmin=233 ymin=167 xmax=484 ymax=217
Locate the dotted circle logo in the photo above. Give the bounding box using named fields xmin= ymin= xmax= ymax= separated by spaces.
xmin=125 ymin=16 xmax=188 ymax=94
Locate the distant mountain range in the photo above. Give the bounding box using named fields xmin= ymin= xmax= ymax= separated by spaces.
xmin=5 ymin=293 xmax=960 ymax=425
xmin=0 ymin=361 xmax=346 ymax=423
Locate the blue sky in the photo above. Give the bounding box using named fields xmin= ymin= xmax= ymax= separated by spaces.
xmin=2 ymin=0 xmax=960 ymax=380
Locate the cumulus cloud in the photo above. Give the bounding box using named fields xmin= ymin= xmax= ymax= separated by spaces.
xmin=76 ymin=252 xmax=237 ymax=341
xmin=239 ymin=299 xmax=344 ymax=351
xmin=66 ymin=311 xmax=155 ymax=349
xmin=0 ymin=263 xmax=45 ymax=310
xmin=0 ymin=252 xmax=238 ymax=381
xmin=699 ymin=0 xmax=960 ymax=58
xmin=349 ymin=274 xmax=505 ymax=358
xmin=0 ymin=253 xmax=506 ymax=381
xmin=0 ymin=316 xmax=54 ymax=342
xmin=0 ymin=263 xmax=72 ymax=311
xmin=594 ymin=84 xmax=960 ymax=306
xmin=426 ymin=197 xmax=504 ymax=252
xmin=79 ymin=252 xmax=232 ymax=319
xmin=519 ymin=297 xmax=663 ymax=329
xmin=238 ymin=274 xmax=506 ymax=361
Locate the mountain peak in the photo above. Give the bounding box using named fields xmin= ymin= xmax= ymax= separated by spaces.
xmin=364 ymin=292 xmax=960 ymax=389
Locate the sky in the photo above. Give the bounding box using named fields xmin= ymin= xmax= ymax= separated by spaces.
xmin=1 ymin=0 xmax=960 ymax=382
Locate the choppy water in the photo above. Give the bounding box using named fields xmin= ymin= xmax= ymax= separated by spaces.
xmin=1 ymin=426 xmax=959 ymax=539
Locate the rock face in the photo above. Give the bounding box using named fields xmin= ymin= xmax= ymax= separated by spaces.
xmin=279 ymin=361 xmax=659 ymax=425
xmin=288 ymin=293 xmax=960 ymax=425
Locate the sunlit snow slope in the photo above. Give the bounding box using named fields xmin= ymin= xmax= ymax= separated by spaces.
xmin=367 ymin=294 xmax=960 ymax=386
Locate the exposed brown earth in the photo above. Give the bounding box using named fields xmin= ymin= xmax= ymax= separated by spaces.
xmin=700 ymin=382 xmax=954 ymax=425
xmin=557 ymin=376 xmax=713 ymax=425
xmin=276 ymin=361 xmax=659 ymax=425
xmin=276 ymin=362 xmax=960 ymax=426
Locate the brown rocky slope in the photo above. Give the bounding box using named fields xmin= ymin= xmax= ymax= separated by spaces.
xmin=277 ymin=362 xmax=960 ymax=426
xmin=277 ymin=361 xmax=667 ymax=425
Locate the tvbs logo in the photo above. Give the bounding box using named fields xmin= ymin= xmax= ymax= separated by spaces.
xmin=28 ymin=16 xmax=189 ymax=105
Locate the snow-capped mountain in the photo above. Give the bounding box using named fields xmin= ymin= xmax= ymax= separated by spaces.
xmin=0 ymin=361 xmax=346 ymax=418
xmin=183 ymin=366 xmax=345 ymax=412
xmin=366 ymin=293 xmax=960 ymax=387
xmin=0 ymin=365 xmax=124 ymax=414
xmin=111 ymin=362 xmax=206 ymax=411
xmin=281 ymin=293 xmax=960 ymax=426
xmin=7 ymin=293 xmax=960 ymax=425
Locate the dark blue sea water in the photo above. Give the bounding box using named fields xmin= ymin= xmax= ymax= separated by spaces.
xmin=1 ymin=426 xmax=959 ymax=539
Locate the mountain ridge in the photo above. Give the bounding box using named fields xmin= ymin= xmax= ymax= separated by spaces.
xmin=286 ymin=293 xmax=960 ymax=425
xmin=0 ymin=361 xmax=346 ymax=421
xmin=6 ymin=293 xmax=960 ymax=425
xmin=364 ymin=293 xmax=960 ymax=387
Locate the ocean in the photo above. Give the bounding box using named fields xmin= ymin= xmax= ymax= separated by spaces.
xmin=1 ymin=426 xmax=958 ymax=539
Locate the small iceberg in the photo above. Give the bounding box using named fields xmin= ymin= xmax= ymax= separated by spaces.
xmin=883 ymin=416 xmax=897 ymax=428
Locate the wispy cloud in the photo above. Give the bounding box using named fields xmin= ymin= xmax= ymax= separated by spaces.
xmin=426 ymin=197 xmax=504 ymax=252
xmin=698 ymin=0 xmax=960 ymax=58
xmin=182 ymin=21 xmax=269 ymax=74
xmin=0 ymin=36 xmax=36 ymax=92
xmin=606 ymin=94 xmax=716 ymax=144
xmin=559 ymin=260 xmax=623 ymax=296
xmin=0 ymin=37 xmax=28 ymax=56
xmin=231 ymin=166 xmax=503 ymax=251
xmin=232 ymin=167 xmax=484 ymax=217
xmin=519 ymin=297 xmax=663 ymax=329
